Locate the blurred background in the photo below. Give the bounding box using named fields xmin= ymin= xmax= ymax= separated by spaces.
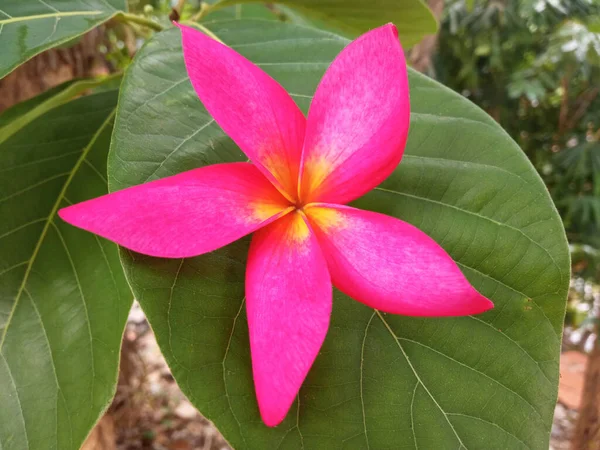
xmin=430 ymin=3 xmax=600 ymax=448
xmin=1 ymin=0 xmax=599 ymax=449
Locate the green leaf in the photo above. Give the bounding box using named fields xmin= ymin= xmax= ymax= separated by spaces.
xmin=0 ymin=0 xmax=126 ymax=78
xmin=109 ymin=20 xmax=569 ymax=449
xmin=0 ymin=73 xmax=122 ymax=146
xmin=0 ymin=90 xmax=132 ymax=450
xmin=201 ymin=2 xmax=280 ymax=21
xmin=209 ymin=0 xmax=437 ymax=46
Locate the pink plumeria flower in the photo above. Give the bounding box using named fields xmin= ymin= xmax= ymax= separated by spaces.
xmin=59 ymin=23 xmax=494 ymax=427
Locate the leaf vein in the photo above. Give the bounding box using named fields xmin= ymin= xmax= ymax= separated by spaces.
xmin=375 ymin=311 xmax=468 ymax=449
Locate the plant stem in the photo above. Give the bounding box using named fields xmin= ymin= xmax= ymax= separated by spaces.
xmin=116 ymin=12 xmax=164 ymax=32
xmin=558 ymin=75 xmax=569 ymax=134
xmin=191 ymin=2 xmax=213 ymax=22
xmin=571 ymin=333 xmax=600 ymax=450
xmin=566 ymin=87 xmax=599 ymax=131
xmin=169 ymin=0 xmax=186 ymax=21
xmin=175 ymin=0 xmax=186 ymax=13
xmin=265 ymin=3 xmax=290 ymax=21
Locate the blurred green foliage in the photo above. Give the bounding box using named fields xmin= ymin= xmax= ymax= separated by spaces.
xmin=436 ymin=0 xmax=600 ymax=247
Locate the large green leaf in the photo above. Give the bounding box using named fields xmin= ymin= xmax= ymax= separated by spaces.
xmin=200 ymin=1 xmax=279 ymax=21
xmin=0 ymin=0 xmax=126 ymax=78
xmin=209 ymin=0 xmax=437 ymax=46
xmin=109 ymin=21 xmax=569 ymax=449
xmin=0 ymin=90 xmax=132 ymax=450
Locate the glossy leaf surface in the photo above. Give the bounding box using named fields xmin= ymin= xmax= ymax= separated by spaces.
xmin=0 ymin=0 xmax=126 ymax=78
xmin=0 ymin=90 xmax=132 ymax=450
xmin=202 ymin=1 xmax=279 ymax=21
xmin=210 ymin=0 xmax=437 ymax=46
xmin=110 ymin=21 xmax=569 ymax=449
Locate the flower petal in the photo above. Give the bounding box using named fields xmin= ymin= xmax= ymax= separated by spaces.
xmin=177 ymin=23 xmax=305 ymax=200
xmin=305 ymin=204 xmax=493 ymax=316
xmin=299 ymin=24 xmax=410 ymax=204
xmin=59 ymin=163 xmax=291 ymax=258
xmin=246 ymin=212 xmax=331 ymax=426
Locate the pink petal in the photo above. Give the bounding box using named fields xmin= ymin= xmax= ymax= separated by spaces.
xmin=305 ymin=204 xmax=493 ymax=316
xmin=177 ymin=23 xmax=306 ymax=201
xmin=299 ymin=24 xmax=410 ymax=205
xmin=246 ymin=212 xmax=332 ymax=426
xmin=59 ymin=163 xmax=292 ymax=258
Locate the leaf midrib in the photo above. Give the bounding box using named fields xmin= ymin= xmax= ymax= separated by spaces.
xmin=374 ymin=311 xmax=535 ymax=450
xmin=374 ymin=311 xmax=467 ymax=449
xmin=0 ymin=10 xmax=104 ymax=25
xmin=0 ymin=108 xmax=116 ymax=350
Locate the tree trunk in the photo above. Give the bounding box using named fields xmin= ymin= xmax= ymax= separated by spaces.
xmin=0 ymin=27 xmax=108 ymax=112
xmin=572 ymin=340 xmax=600 ymax=450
